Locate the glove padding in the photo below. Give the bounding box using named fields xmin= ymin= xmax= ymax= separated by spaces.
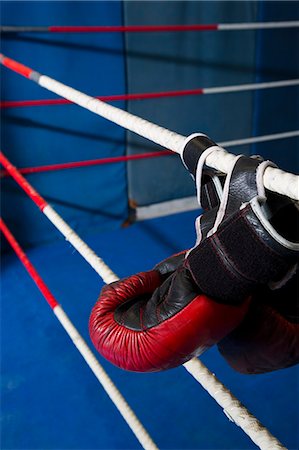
xmin=218 ymin=270 xmax=299 ymax=374
xmin=89 ymin=252 xmax=249 ymax=372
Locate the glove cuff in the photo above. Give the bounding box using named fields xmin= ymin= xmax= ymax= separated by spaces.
xmin=183 ymin=142 xmax=299 ymax=304
xmin=186 ymin=198 xmax=298 ymax=304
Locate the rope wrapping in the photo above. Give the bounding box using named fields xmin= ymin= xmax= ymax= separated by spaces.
xmin=183 ymin=359 xmax=286 ymax=450
xmin=43 ymin=205 xmax=119 ymax=284
xmin=39 ymin=76 xmax=186 ymax=153
xmin=1 ymin=54 xmax=298 ymax=200
xmin=39 ymin=74 xmax=299 ymax=201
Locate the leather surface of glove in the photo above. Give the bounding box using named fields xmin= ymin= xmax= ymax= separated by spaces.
xmin=218 ymin=270 xmax=299 ymax=374
xmin=182 ymin=135 xmax=299 ymax=374
xmin=89 ymin=252 xmax=249 ymax=372
xmin=182 ymin=136 xmax=299 ymax=304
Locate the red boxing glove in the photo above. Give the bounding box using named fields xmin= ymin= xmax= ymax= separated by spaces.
xmin=89 ymin=252 xmax=249 ymax=372
xmin=218 ymin=269 xmax=299 ymax=374
xmin=90 ymin=135 xmax=298 ymax=373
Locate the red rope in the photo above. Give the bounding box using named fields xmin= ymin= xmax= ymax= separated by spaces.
xmin=0 ymin=152 xmax=48 ymax=209
xmin=2 ymin=22 xmax=298 ymax=34
xmin=0 ymin=150 xmax=174 ymax=177
xmin=0 ymin=54 xmax=33 ymax=78
xmin=0 ymin=88 xmax=204 ymax=109
xmin=0 ymin=218 xmax=59 ymax=309
xmin=49 ymin=24 xmax=218 ymax=33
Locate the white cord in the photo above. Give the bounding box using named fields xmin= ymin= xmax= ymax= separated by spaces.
xmin=38 ymin=75 xmax=299 ymax=201
xmin=54 ymin=305 xmax=158 ymax=450
xmin=220 ymin=130 xmax=299 ymax=147
xmin=39 ymin=76 xmax=185 ymax=154
xmin=184 ymin=359 xmax=286 ymax=450
xmin=43 ymin=205 xmax=118 ymax=284
xmin=203 ymin=79 xmax=299 ymax=94
xmin=218 ymin=21 xmax=299 ymax=30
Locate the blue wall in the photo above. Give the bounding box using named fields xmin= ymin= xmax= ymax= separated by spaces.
xmin=252 ymin=1 xmax=299 ymax=171
xmin=125 ymin=1 xmax=298 ymax=206
xmin=125 ymin=1 xmax=258 ymax=205
xmin=1 ymin=1 xmax=128 ymax=248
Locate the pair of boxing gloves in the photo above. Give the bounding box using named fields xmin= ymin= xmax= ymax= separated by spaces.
xmin=89 ymin=134 xmax=299 ymax=374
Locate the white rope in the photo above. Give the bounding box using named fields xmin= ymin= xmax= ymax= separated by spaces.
xmin=203 ymin=78 xmax=299 ymax=94
xmin=218 ymin=21 xmax=299 ymax=30
xmin=203 ymin=146 xmax=299 ymax=200
xmin=37 ymin=206 xmax=158 ymax=449
xmin=39 ymin=76 xmax=185 ymax=153
xmin=0 ymin=160 xmax=157 ymax=449
xmin=53 ymin=305 xmax=158 ymax=450
xmin=183 ymin=359 xmax=286 ymax=449
xmin=43 ymin=205 xmax=118 ymax=284
xmin=38 ymin=75 xmax=299 ymax=201
xmin=220 ymin=130 xmax=299 ymax=147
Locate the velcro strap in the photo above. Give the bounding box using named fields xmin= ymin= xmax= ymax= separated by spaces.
xmin=181 ymin=134 xmax=298 ymax=305
xmin=186 ymin=202 xmax=298 ymax=304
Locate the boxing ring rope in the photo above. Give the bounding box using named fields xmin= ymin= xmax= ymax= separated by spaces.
xmin=1 ymin=78 xmax=298 ymax=109
xmin=0 ymin=152 xmax=117 ymax=285
xmin=1 ymin=21 xmax=299 ymax=33
xmin=1 ymin=54 xmax=298 ymax=201
xmin=1 ymin=130 xmax=298 ymax=178
xmin=0 ymin=151 xmax=172 ymax=177
xmin=0 ymin=150 xmax=286 ymax=450
xmin=0 ymin=218 xmax=158 ymax=450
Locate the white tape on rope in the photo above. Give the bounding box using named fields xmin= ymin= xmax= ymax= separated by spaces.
xmin=203 ymin=147 xmax=299 ymax=200
xmin=203 ymin=79 xmax=299 ymax=95
xmin=38 ymin=75 xmax=299 ymax=201
xmin=218 ymin=21 xmax=299 ymax=30
xmin=183 ymin=359 xmax=286 ymax=450
xmin=38 ymin=75 xmax=185 ymax=153
xmin=43 ymin=205 xmax=119 ymax=284
xmin=220 ymin=130 xmax=299 ymax=147
xmin=53 ymin=305 xmax=158 ymax=450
